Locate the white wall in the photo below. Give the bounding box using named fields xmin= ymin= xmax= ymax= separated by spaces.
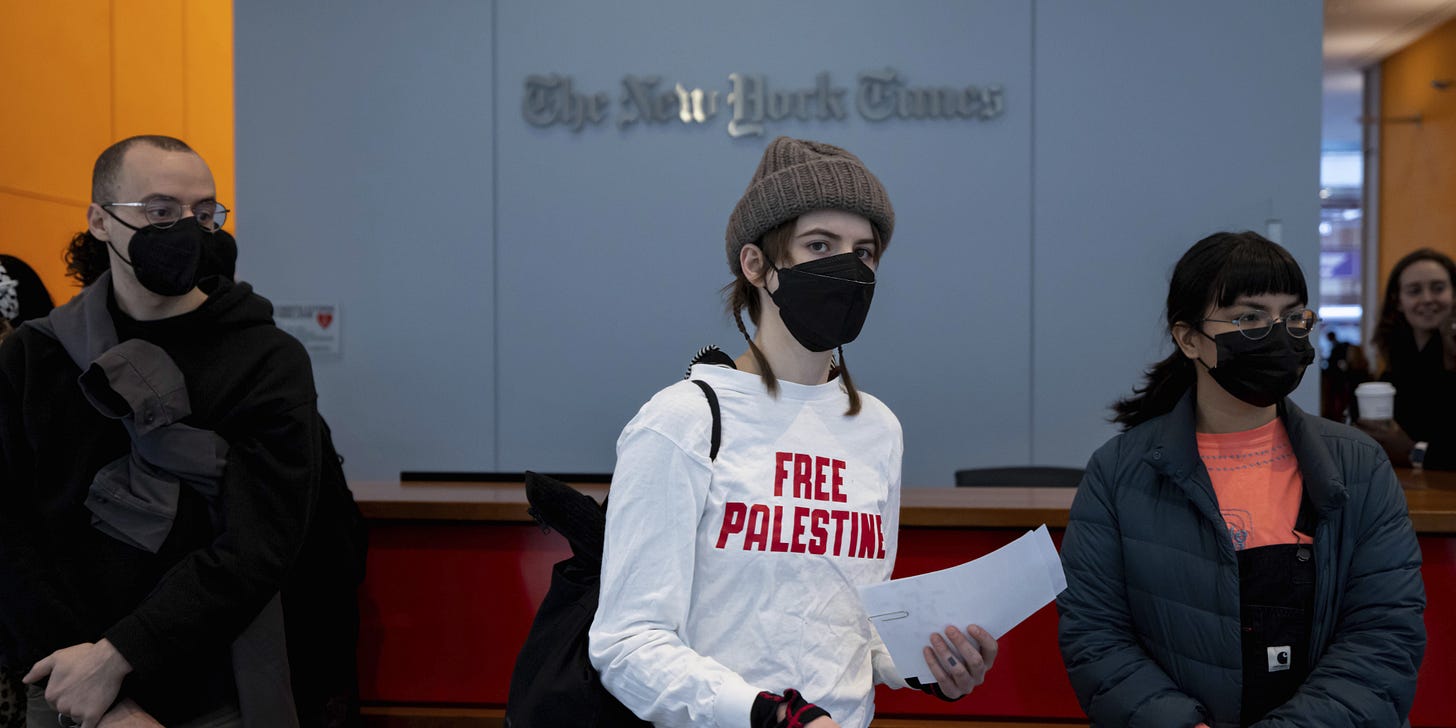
xmin=235 ymin=0 xmax=1322 ymax=485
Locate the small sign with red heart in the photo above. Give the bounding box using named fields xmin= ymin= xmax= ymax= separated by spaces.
xmin=274 ymin=303 xmax=341 ymax=358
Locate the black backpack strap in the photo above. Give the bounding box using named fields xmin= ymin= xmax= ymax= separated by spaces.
xmin=689 ymin=379 xmax=721 ymax=462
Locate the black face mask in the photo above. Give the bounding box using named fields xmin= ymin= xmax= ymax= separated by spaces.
xmin=769 ymin=252 xmax=876 ymax=352
xmin=104 ymin=214 xmax=206 ymax=297
xmin=198 ymin=228 xmax=238 ymax=282
xmin=1198 ymin=324 xmax=1316 ymax=408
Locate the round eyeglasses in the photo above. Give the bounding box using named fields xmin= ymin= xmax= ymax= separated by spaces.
xmin=102 ymin=199 xmax=229 ymax=231
xmin=1200 ymin=309 xmax=1318 ymax=340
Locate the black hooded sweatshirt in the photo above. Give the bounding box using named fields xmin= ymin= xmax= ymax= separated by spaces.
xmin=0 ymin=276 xmax=320 ymax=723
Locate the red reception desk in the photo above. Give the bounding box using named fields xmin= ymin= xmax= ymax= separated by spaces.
xmin=352 ymin=470 xmax=1456 ymax=727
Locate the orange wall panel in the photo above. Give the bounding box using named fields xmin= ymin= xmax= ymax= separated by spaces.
xmin=183 ymin=0 xmax=236 ymax=216
xmin=0 ymin=2 xmax=113 ymax=204
xmin=112 ymin=0 xmax=186 ymax=141
xmin=0 ymin=0 xmax=234 ymax=301
xmin=0 ymin=192 xmax=86 ymax=301
xmin=1379 ymin=16 xmax=1456 ymax=298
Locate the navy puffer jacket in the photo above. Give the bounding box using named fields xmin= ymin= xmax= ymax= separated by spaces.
xmin=1058 ymin=393 xmax=1426 ymax=727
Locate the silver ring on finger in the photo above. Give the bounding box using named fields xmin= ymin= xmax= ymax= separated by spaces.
xmin=58 ymin=715 xmax=81 ymax=728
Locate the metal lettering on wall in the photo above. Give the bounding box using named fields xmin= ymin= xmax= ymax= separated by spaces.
xmin=523 ymin=69 xmax=1004 ymax=137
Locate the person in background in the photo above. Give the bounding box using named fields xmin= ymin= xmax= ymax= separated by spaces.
xmin=0 ymin=255 xmax=54 ymax=728
xmin=0 ymin=135 xmax=320 ymax=728
xmin=1358 ymin=248 xmax=1456 ymax=470
xmin=1318 ymin=330 xmax=1373 ymax=424
xmin=1058 ymin=231 xmax=1425 ymax=727
xmin=0 ymin=256 xmax=56 ymax=339
xmin=589 ymin=137 xmax=997 ymax=728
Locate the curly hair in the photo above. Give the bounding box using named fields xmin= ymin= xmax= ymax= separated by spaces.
xmin=65 ymin=231 xmax=110 ymax=287
xmin=1372 ymin=247 xmax=1456 ymax=375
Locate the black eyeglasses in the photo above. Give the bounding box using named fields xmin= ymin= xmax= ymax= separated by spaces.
xmin=102 ymin=199 xmax=229 ymax=231
xmin=1200 ymin=309 xmax=1318 ymax=340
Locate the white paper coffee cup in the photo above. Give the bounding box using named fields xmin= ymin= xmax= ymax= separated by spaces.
xmin=1355 ymin=381 xmax=1396 ymax=421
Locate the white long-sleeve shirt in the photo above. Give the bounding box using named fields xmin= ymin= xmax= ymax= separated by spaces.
xmin=589 ymin=363 xmax=905 ymax=728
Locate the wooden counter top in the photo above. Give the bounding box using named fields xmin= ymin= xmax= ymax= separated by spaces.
xmin=352 ymin=479 xmax=609 ymax=523
xmin=352 ymin=468 xmax=1456 ymax=533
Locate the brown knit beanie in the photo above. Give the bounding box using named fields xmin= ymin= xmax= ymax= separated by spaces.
xmin=725 ymin=137 xmax=894 ymax=275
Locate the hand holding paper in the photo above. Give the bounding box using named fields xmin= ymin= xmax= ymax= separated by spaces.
xmin=858 ymin=525 xmax=1066 ymax=683
xmin=922 ymin=624 xmax=997 ymax=698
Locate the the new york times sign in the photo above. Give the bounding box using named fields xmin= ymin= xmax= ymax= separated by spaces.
xmin=524 ymin=69 xmax=1004 ymax=138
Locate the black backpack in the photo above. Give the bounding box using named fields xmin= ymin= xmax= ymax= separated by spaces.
xmin=282 ymin=415 xmax=369 ymax=727
xmin=505 ymin=379 xmax=721 ymax=728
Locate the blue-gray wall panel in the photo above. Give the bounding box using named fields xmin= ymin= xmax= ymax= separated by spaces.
xmin=231 ymin=1 xmax=1322 ymax=485
xmin=1031 ymin=0 xmax=1323 ymax=466
xmin=235 ymin=1 xmax=496 ymax=479
xmin=493 ymin=0 xmax=1034 ymax=485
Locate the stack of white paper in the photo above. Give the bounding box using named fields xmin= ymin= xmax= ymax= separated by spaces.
xmin=857 ymin=525 xmax=1067 ymax=683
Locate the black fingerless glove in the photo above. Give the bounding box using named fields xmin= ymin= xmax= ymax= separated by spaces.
xmin=750 ymin=688 xmax=831 ymax=728
xmin=905 ymin=676 xmax=957 ymax=702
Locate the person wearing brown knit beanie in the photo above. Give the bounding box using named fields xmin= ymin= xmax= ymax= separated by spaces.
xmin=722 ymin=136 xmax=891 ymax=417
xmin=590 ymin=137 xmax=997 ymax=728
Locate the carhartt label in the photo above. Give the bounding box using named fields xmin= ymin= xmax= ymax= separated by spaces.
xmin=1267 ymin=645 xmax=1292 ymax=672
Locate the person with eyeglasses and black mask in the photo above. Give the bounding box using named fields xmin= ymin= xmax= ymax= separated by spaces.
xmin=55 ymin=151 xmax=365 ymax=728
xmin=0 ymin=135 xmax=320 ymax=728
xmin=1056 ymin=232 xmax=1425 ymax=727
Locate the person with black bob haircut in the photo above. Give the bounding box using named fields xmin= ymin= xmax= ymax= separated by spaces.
xmin=1357 ymin=247 xmax=1456 ymax=470
xmin=1057 ymin=231 xmax=1425 ymax=727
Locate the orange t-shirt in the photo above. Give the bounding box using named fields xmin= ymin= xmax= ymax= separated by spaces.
xmin=1196 ymin=419 xmax=1307 ymax=550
